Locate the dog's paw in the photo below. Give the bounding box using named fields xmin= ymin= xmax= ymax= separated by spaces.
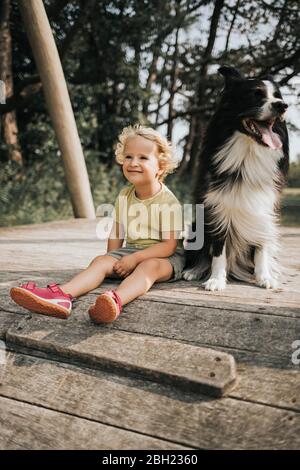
xmin=256 ymin=275 xmax=278 ymax=289
xmin=203 ymin=277 xmax=227 ymax=291
xmin=183 ymin=267 xmax=204 ymax=281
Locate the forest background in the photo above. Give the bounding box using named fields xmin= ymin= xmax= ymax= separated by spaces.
xmin=0 ymin=0 xmax=299 ymax=227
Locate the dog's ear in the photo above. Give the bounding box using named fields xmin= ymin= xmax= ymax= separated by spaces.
xmin=219 ymin=66 xmax=243 ymax=86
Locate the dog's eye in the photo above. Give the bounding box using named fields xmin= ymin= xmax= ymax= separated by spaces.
xmin=254 ymin=89 xmax=264 ymax=98
xmin=274 ymin=91 xmax=281 ymax=99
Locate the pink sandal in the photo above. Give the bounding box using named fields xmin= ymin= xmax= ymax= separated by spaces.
xmin=88 ymin=290 xmax=122 ymax=324
xmin=10 ymin=282 xmax=73 ymax=319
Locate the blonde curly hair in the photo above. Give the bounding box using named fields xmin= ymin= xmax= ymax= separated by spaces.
xmin=115 ymin=124 xmax=179 ymax=181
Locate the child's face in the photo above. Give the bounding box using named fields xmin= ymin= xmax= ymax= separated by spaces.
xmin=122 ymin=136 xmax=163 ymax=185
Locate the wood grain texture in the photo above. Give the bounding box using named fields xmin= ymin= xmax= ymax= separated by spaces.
xmin=6 ymin=316 xmax=237 ymax=397
xmin=0 ymin=395 xmax=189 ymax=450
xmin=1 ymin=221 xmax=300 ymax=449
xmin=0 ymin=353 xmax=299 ymax=450
xmin=1 ymin=220 xmax=299 ymax=314
xmin=79 ymin=296 xmax=300 ymax=358
xmin=5 ymin=310 xmax=300 ymax=413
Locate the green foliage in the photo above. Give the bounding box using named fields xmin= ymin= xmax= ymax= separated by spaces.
xmin=0 ymin=119 xmax=126 ymax=226
xmin=0 ymin=153 xmax=72 ymax=227
xmin=288 ymin=159 xmax=300 ymax=188
xmin=1 ymin=0 xmax=300 ymax=227
xmin=0 ymin=145 xmax=189 ymax=227
xmin=281 ymin=188 xmax=300 ymax=227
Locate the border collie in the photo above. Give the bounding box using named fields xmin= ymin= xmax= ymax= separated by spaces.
xmin=183 ymin=66 xmax=289 ymax=290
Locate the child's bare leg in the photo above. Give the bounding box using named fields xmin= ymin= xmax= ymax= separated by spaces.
xmin=60 ymin=255 xmax=118 ymax=298
xmin=115 ymin=258 xmax=173 ymax=306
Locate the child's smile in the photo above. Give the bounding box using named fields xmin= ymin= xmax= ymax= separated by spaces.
xmin=123 ymin=136 xmax=163 ymax=188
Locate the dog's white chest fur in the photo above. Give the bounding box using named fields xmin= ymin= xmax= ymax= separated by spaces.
xmin=205 ymin=132 xmax=282 ymax=246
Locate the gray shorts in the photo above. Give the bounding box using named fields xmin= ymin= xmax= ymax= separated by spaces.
xmin=106 ymin=246 xmax=185 ymax=282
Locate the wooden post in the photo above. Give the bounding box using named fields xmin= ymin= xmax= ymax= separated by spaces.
xmin=18 ymin=0 xmax=95 ymax=219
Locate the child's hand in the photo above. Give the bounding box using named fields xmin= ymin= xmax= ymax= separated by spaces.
xmin=113 ymin=254 xmax=139 ymax=278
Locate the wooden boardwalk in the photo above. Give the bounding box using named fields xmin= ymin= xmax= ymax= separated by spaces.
xmin=0 ymin=219 xmax=299 ymax=449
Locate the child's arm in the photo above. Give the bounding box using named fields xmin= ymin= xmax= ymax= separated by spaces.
xmin=106 ymin=221 xmax=124 ymax=252
xmin=133 ymin=231 xmax=179 ymax=262
xmin=113 ymin=231 xmax=180 ymax=277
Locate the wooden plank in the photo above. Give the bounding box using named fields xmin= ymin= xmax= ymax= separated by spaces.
xmin=0 ymin=271 xmax=79 ymax=286
xmin=130 ymin=292 xmax=300 ymax=318
xmin=5 ymin=312 xmax=300 ymax=412
xmin=1 ymin=222 xmax=300 ymax=311
xmin=6 ymin=292 xmax=300 ymax=360
xmin=1 ymin=219 xmax=300 ymax=309
xmin=0 ymin=241 xmax=101 ymax=271
xmin=0 ymin=311 xmax=23 ymax=339
xmin=0 ymin=352 xmax=299 ymax=449
xmin=6 ymin=316 xmax=237 ymax=397
xmin=3 ymin=267 xmax=300 ymax=308
xmin=90 ymin=278 xmax=300 ymax=317
xmin=0 ymin=219 xmax=104 ymax=272
xmin=0 ymin=218 xmax=100 ymax=240
xmin=148 ymin=280 xmax=300 ymax=310
xmin=0 ymin=395 xmax=188 ymax=450
xmin=230 ymin=350 xmax=300 ymax=411
xmin=78 ymin=296 xmax=300 ymax=358
xmin=2 ymin=273 xmax=300 ymax=320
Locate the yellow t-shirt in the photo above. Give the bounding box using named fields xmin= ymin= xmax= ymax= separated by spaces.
xmin=113 ymin=183 xmax=184 ymax=248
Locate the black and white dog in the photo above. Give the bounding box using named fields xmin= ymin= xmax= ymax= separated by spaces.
xmin=183 ymin=66 xmax=289 ymax=290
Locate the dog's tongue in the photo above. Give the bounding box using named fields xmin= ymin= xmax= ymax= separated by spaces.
xmin=257 ymin=122 xmax=282 ymax=150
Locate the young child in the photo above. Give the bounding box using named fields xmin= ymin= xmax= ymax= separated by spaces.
xmin=10 ymin=125 xmax=185 ymax=323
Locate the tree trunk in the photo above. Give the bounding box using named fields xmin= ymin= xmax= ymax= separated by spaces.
xmin=167 ymin=26 xmax=180 ymax=140
xmin=224 ymin=0 xmax=240 ymax=53
xmin=177 ymin=115 xmax=197 ymax=176
xmin=154 ymin=44 xmax=171 ymax=127
xmin=187 ymin=118 xmax=205 ymax=175
xmin=184 ymin=0 xmax=224 ymax=182
xmin=271 ymin=0 xmax=288 ymax=44
xmin=142 ymin=50 xmax=159 ymax=116
xmin=0 ymin=0 xmax=23 ymax=165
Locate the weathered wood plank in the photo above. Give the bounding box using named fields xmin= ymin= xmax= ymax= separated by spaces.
xmin=0 ymin=241 xmax=101 ymax=271
xmin=2 ymin=279 xmax=300 ymax=334
xmin=0 ymin=352 xmax=299 ymax=449
xmin=5 ymin=311 xmax=300 ymax=412
xmin=1 ymin=224 xmax=300 ymax=310
xmin=131 ymin=292 xmax=300 ymax=318
xmin=1 ymin=221 xmax=297 ymax=239
xmin=0 ymin=219 xmax=104 ymax=272
xmin=6 ymin=293 xmax=300 ymax=360
xmin=0 ymin=271 xmax=79 ymax=282
xmin=2 ymin=222 xmax=300 ymax=450
xmin=6 ymin=316 xmax=237 ymax=397
xmin=0 ymin=311 xmax=23 ymax=339
xmin=148 ymin=281 xmax=300 ymax=310
xmin=231 ymin=350 xmax=300 ymax=411
xmin=0 ymin=395 xmax=188 ymax=450
xmin=79 ymin=296 xmax=300 ymax=358
xmin=2 ymin=272 xmax=300 ymax=317
xmin=0 ymin=218 xmax=100 ymax=240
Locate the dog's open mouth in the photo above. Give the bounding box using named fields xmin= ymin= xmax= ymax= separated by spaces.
xmin=242 ymin=118 xmax=282 ymax=150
